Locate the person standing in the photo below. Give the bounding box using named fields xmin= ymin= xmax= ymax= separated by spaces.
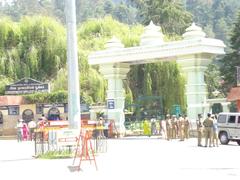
xmin=98 ymin=117 xmax=105 ymax=137
xmin=150 ymin=117 xmax=157 ymax=135
xmin=166 ymin=114 xmax=172 ymax=140
xmin=203 ymin=113 xmax=214 ymax=147
xmin=28 ymin=119 xmax=37 ymax=141
xmin=16 ymin=119 xmax=23 ymax=142
xmin=160 ymin=118 xmax=167 ymax=139
xmin=196 ymin=114 xmax=203 ymax=147
xmin=184 ymin=115 xmax=190 ymax=139
xmin=212 ymin=114 xmax=219 ymax=147
xmin=22 ymin=122 xmax=29 ymax=141
xmin=143 ymin=119 xmax=151 ymax=137
xmin=171 ymin=115 xmax=177 ymax=139
xmin=178 ymin=114 xmax=185 ymax=141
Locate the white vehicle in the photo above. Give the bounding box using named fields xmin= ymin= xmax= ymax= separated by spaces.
xmin=217 ymin=112 xmax=240 ymax=145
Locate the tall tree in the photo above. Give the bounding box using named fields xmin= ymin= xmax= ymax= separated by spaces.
xmin=220 ymin=11 xmax=240 ymax=92
xmin=135 ymin=0 xmax=192 ymax=35
xmin=2 ymin=0 xmax=53 ymax=21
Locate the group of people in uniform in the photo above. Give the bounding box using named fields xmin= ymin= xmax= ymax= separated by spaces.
xmin=160 ymin=114 xmax=190 ymax=141
xmin=196 ymin=113 xmax=218 ymax=147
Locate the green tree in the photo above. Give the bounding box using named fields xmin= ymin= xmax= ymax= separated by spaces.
xmin=136 ymin=0 xmax=192 ymax=35
xmin=104 ymin=0 xmax=114 ymax=15
xmin=205 ymin=62 xmax=224 ymax=98
xmin=19 ymin=16 xmax=66 ymax=80
xmin=220 ymin=11 xmax=240 ymax=92
xmin=0 ymin=75 xmax=13 ymax=95
xmin=2 ymin=0 xmax=53 ymax=21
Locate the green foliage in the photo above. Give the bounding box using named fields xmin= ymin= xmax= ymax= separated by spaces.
xmin=51 ymin=68 xmax=68 ymax=91
xmin=0 ymin=13 xmax=186 ymax=113
xmin=75 ymin=16 xmax=144 ymax=104
xmin=129 ymin=62 xmax=186 ymax=115
xmin=186 ymin=0 xmax=240 ymax=46
xmin=19 ymin=16 xmax=66 ymax=80
xmin=77 ymin=16 xmax=143 ymax=48
xmin=0 ymin=75 xmax=13 ymax=95
xmin=136 ymin=0 xmax=192 ymax=35
xmin=205 ymin=63 xmax=224 ymax=98
xmin=24 ymin=91 xmax=67 ymax=104
xmin=220 ymin=10 xmax=240 ymax=92
xmin=38 ymin=150 xmax=73 ymax=159
xmin=0 ymin=16 xmax=66 ymax=81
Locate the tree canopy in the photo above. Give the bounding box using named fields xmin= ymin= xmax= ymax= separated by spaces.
xmin=219 ymin=11 xmax=240 ymax=92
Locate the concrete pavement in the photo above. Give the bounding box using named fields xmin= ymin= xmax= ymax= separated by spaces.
xmin=0 ymin=137 xmax=240 ymax=180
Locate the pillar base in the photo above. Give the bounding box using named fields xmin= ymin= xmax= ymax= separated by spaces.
xmin=107 ymin=109 xmax=126 ymax=137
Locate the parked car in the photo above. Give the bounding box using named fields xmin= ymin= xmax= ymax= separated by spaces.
xmin=217 ymin=112 xmax=240 ymax=145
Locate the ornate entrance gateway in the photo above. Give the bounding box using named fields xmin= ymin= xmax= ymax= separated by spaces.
xmin=89 ymin=22 xmax=225 ymax=134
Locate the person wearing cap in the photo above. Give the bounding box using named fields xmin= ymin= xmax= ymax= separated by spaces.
xmin=196 ymin=114 xmax=204 ymax=146
xmin=203 ymin=113 xmax=214 ymax=147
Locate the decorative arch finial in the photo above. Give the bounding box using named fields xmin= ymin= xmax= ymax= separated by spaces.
xmin=182 ymin=22 xmax=206 ymax=39
xmin=140 ymin=20 xmax=164 ymax=46
xmin=105 ymin=36 xmax=124 ymax=49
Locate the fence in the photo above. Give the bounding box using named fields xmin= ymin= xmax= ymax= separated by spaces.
xmin=34 ymin=129 xmax=107 ymax=156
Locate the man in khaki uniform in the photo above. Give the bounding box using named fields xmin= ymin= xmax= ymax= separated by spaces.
xmin=184 ymin=115 xmax=190 ymax=139
xmin=171 ymin=115 xmax=177 ymax=139
xmin=178 ymin=114 xmax=185 ymax=141
xmin=196 ymin=114 xmax=203 ymax=147
xmin=166 ymin=114 xmax=172 ymax=140
xmin=203 ymin=113 xmax=214 ymax=147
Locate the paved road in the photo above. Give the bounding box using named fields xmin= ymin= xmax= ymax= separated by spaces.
xmin=0 ymin=137 xmax=239 ymax=180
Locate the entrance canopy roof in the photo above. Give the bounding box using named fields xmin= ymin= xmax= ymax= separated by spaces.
xmin=89 ymin=22 xmax=225 ymax=65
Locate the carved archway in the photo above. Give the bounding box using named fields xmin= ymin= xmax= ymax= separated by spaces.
xmin=48 ymin=106 xmax=60 ymax=120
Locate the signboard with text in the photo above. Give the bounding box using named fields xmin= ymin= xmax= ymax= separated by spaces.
xmin=56 ymin=129 xmax=79 ymax=146
xmin=5 ymin=78 xmax=49 ymax=95
xmin=107 ymin=99 xmax=115 ymax=109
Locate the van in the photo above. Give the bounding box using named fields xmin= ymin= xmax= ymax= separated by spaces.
xmin=217 ymin=112 xmax=240 ymax=145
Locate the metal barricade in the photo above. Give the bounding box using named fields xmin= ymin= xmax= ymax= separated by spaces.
xmin=94 ymin=136 xmax=107 ymax=153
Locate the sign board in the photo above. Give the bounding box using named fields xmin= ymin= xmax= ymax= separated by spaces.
xmin=56 ymin=129 xmax=79 ymax=146
xmin=49 ymin=120 xmax=69 ymax=127
xmin=107 ymin=99 xmax=115 ymax=109
xmin=5 ymin=78 xmax=49 ymax=95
